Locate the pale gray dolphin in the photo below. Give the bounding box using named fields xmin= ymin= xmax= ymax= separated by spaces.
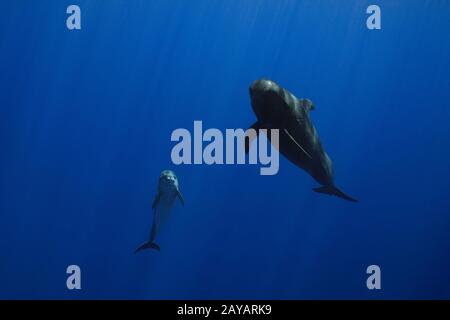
xmin=134 ymin=170 xmax=184 ymax=253
xmin=246 ymin=79 xmax=358 ymax=202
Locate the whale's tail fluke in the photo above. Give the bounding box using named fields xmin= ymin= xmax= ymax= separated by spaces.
xmin=134 ymin=241 xmax=160 ymax=253
xmin=313 ymin=185 xmax=358 ymax=202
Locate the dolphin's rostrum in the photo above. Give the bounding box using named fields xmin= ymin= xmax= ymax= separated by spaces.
xmin=134 ymin=170 xmax=184 ymax=253
xmin=247 ymin=79 xmax=358 ymax=202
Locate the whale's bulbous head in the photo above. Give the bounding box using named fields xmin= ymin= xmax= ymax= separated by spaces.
xmin=159 ymin=170 xmax=179 ymax=191
xmin=249 ymin=79 xmax=285 ymax=123
xmin=250 ymin=79 xmax=278 ymax=95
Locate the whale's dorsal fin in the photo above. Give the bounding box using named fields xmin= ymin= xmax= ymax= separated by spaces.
xmin=299 ymin=98 xmax=315 ymax=112
xmin=152 ymin=192 xmax=161 ymax=210
xmin=283 ymin=129 xmax=312 ymax=159
xmin=176 ymin=189 xmax=185 ymax=206
xmin=244 ymin=121 xmax=261 ymax=154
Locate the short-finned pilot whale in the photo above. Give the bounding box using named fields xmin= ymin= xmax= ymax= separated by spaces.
xmin=246 ymin=79 xmax=358 ymax=202
xmin=134 ymin=170 xmax=184 ymax=253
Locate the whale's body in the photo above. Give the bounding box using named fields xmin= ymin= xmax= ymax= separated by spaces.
xmin=247 ymin=79 xmax=357 ymax=202
xmin=134 ymin=170 xmax=184 ymax=253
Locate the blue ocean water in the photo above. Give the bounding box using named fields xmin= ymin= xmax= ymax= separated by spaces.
xmin=1 ymin=0 xmax=450 ymax=299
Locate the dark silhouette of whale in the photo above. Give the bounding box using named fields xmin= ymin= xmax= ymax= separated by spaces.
xmin=246 ymin=79 xmax=357 ymax=202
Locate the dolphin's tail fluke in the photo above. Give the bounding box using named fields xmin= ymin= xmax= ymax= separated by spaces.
xmin=313 ymin=185 xmax=358 ymax=202
xmin=134 ymin=241 xmax=160 ymax=253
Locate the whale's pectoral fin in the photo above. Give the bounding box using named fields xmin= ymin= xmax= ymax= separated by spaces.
xmin=313 ymin=186 xmax=358 ymax=202
xmin=176 ymin=190 xmax=185 ymax=206
xmin=245 ymin=121 xmax=261 ymax=154
xmin=282 ymin=129 xmax=312 ymax=159
xmin=152 ymin=193 xmax=161 ymax=210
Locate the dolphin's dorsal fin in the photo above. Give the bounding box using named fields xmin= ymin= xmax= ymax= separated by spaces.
xmin=244 ymin=121 xmax=261 ymax=154
xmin=283 ymin=129 xmax=312 ymax=159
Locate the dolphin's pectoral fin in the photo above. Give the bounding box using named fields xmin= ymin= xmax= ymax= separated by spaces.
xmin=176 ymin=190 xmax=185 ymax=206
xmin=313 ymin=186 xmax=358 ymax=202
xmin=151 ymin=193 xmax=161 ymax=210
xmin=245 ymin=121 xmax=261 ymax=154
xmin=282 ymin=129 xmax=312 ymax=159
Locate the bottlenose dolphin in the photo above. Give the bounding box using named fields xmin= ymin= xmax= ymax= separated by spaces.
xmin=134 ymin=170 xmax=184 ymax=253
xmin=246 ymin=79 xmax=357 ymax=202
